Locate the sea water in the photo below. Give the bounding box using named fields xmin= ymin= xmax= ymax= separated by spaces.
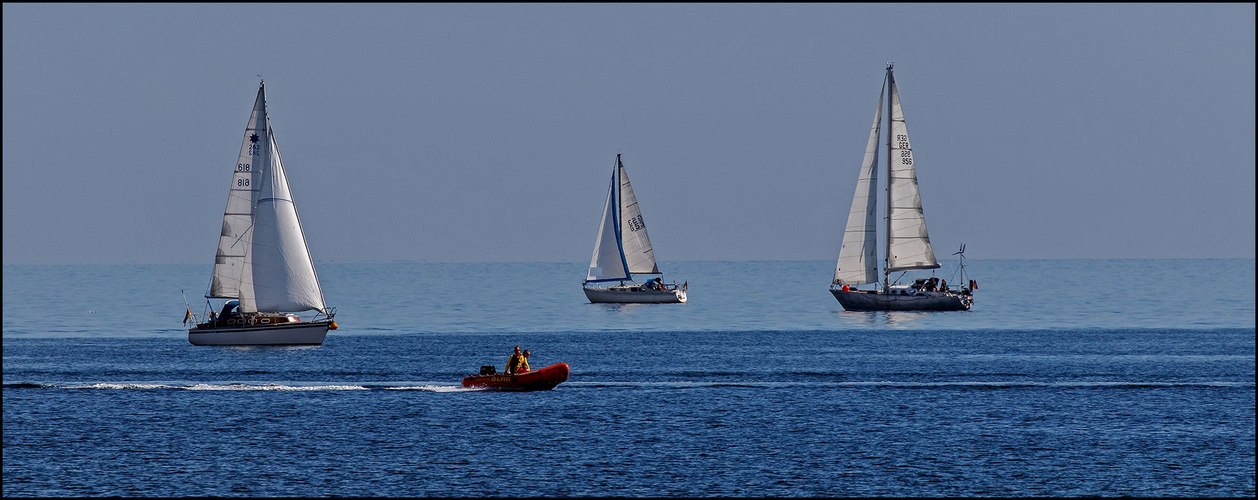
xmin=3 ymin=260 xmax=1254 ymax=496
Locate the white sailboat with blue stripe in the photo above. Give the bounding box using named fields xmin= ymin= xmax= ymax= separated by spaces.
xmin=582 ymin=154 xmax=686 ymax=304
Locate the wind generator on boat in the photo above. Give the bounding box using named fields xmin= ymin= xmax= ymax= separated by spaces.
xmin=582 ymin=154 xmax=687 ymax=304
xmin=185 ymin=81 xmax=338 ymax=345
xmin=829 ymin=64 xmax=975 ymax=311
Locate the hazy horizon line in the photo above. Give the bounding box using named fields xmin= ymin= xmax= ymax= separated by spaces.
xmin=3 ymin=256 xmax=1255 ymax=267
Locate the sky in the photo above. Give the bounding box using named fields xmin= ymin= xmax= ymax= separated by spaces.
xmin=3 ymin=3 xmax=1254 ymax=265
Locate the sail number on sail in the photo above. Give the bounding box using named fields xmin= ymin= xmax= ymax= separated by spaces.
xmin=627 ymin=215 xmax=645 ymax=232
xmin=898 ymin=135 xmax=913 ymax=165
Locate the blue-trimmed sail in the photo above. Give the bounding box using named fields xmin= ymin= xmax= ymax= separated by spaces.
xmin=586 ymin=155 xmax=661 ymax=282
xmin=586 ymin=164 xmax=630 ymax=282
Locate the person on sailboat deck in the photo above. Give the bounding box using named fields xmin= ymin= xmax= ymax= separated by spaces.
xmin=520 ymin=350 xmax=531 ymax=372
xmin=506 ymin=346 xmax=524 ymax=374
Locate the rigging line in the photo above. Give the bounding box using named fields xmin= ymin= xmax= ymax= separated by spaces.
xmin=228 ymin=223 xmax=255 ymax=250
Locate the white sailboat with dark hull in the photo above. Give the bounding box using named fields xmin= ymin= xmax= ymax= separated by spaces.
xmin=186 ymin=81 xmax=338 ymax=345
xmin=830 ymin=64 xmax=974 ymax=311
xmin=582 ymin=154 xmax=687 ymax=304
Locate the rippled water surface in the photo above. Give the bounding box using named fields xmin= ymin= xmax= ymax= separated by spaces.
xmin=3 ymin=260 xmax=1255 ymax=496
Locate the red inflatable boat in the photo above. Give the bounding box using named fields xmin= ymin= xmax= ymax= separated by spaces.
xmin=461 ymin=363 xmax=570 ymax=391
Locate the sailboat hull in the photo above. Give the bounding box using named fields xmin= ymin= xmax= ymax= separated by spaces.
xmin=831 ymin=289 xmax=971 ymax=311
xmin=188 ymin=321 xmax=332 ymax=346
xmin=584 ymin=286 xmax=686 ymax=304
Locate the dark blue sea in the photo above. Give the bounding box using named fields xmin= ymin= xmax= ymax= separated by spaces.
xmin=3 ymin=260 xmax=1254 ymax=496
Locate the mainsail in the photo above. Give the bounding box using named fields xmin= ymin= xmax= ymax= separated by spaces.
xmin=616 ymin=157 xmax=660 ymax=275
xmin=209 ymin=86 xmax=266 ymax=299
xmin=885 ymin=71 xmax=939 ymax=272
xmin=833 ymin=82 xmax=885 ymax=286
xmin=209 ymin=82 xmax=327 ymax=314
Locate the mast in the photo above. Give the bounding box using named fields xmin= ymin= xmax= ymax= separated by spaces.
xmin=614 ymin=154 xmax=631 ymax=280
xmin=883 ymin=63 xmax=893 ymax=293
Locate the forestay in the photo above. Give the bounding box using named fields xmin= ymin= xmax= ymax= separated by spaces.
xmin=833 ymin=83 xmax=884 ymax=286
xmin=885 ymin=75 xmax=939 ymax=272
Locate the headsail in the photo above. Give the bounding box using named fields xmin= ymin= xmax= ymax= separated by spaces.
xmin=586 ymin=165 xmax=630 ymax=282
xmin=240 ymin=129 xmax=327 ymax=313
xmin=209 ymin=84 xmax=265 ymax=299
xmin=885 ymin=72 xmax=939 ymax=272
xmin=834 ymin=81 xmax=885 ymax=286
xmin=616 ymin=156 xmax=660 ymax=275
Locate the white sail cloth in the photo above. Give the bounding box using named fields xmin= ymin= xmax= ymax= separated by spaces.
xmin=209 ymin=82 xmax=327 ymax=314
xmin=587 ymin=170 xmax=629 ymax=281
xmin=833 ymin=84 xmax=884 ymax=286
xmin=210 ymin=87 xmax=266 ymax=299
xmin=886 ymin=75 xmax=939 ymax=272
xmin=617 ymin=160 xmax=660 ymax=275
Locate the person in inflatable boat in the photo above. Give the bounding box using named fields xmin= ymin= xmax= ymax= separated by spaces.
xmin=506 ymin=346 xmax=524 ymax=374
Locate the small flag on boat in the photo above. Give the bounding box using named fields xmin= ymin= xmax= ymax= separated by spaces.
xmin=184 ymin=307 xmax=193 ymax=325
xmin=683 ymin=281 xmax=687 ymax=291
xmin=969 ymin=279 xmax=977 ymax=291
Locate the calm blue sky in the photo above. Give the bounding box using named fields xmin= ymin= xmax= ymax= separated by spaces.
xmin=3 ymin=3 xmax=1254 ymax=264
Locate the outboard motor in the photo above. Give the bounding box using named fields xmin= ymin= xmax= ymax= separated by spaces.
xmin=480 ymin=365 xmax=496 ymax=375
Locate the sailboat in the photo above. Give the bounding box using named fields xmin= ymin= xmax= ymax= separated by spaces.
xmin=582 ymin=154 xmax=687 ymax=304
xmin=186 ymin=81 xmax=338 ymax=345
xmin=830 ymin=64 xmax=974 ymax=311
